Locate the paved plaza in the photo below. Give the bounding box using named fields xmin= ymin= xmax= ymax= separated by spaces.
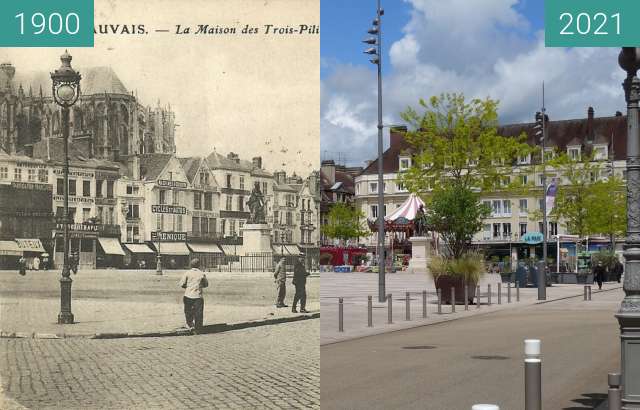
xmin=321 ymin=272 xmax=621 ymax=344
xmin=1 ymin=319 xmax=319 ymax=409
xmin=0 ymin=269 xmax=319 ymax=337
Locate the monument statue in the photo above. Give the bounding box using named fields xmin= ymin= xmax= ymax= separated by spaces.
xmin=414 ymin=205 xmax=427 ymax=236
xmin=247 ymin=183 xmax=266 ymax=224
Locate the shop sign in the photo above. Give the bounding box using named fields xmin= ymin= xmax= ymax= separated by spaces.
xmin=11 ymin=181 xmax=52 ymax=191
xmin=95 ymin=197 xmax=117 ymax=206
xmin=16 ymin=162 xmax=46 ymax=169
xmin=54 ymin=223 xmax=100 ymax=238
xmin=151 ymin=204 xmax=187 ymax=214
xmin=53 ymin=195 xmax=94 ymax=204
xmin=151 ymin=231 xmax=187 ymax=241
xmin=522 ymin=232 xmax=544 ymax=245
xmin=95 ymin=171 xmax=119 ymax=180
xmin=53 ymin=169 xmax=94 ymax=178
xmin=158 ymin=179 xmax=188 ymax=189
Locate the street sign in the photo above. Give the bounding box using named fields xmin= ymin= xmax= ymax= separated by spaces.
xmin=151 ymin=204 xmax=187 ymax=214
xmin=151 ymin=231 xmax=187 ymax=241
xmin=158 ymin=179 xmax=188 ymax=189
xmin=522 ymin=232 xmax=544 ymax=245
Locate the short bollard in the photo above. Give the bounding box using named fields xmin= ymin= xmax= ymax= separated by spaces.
xmin=464 ymin=285 xmax=469 ymax=311
xmin=588 ymin=285 xmax=592 ymax=301
xmin=472 ymin=405 xmax=500 ymax=410
xmin=422 ymin=290 xmax=427 ymax=318
xmin=476 ymin=285 xmax=481 ymax=309
xmin=387 ymin=294 xmax=393 ymax=324
xmin=437 ymin=289 xmax=442 ymax=314
xmin=406 ymin=292 xmax=411 ymax=321
xmin=488 ymin=284 xmax=492 ymax=305
xmin=608 ymin=373 xmax=622 ymax=410
xmin=516 ymin=281 xmax=520 ymax=302
xmin=584 ymin=285 xmax=588 ymax=301
xmin=498 ymin=283 xmax=502 ymax=305
xmin=508 ymin=282 xmax=512 ymax=303
xmin=338 ymin=298 xmax=344 ymax=332
xmin=451 ymin=287 xmax=456 ymax=313
xmin=367 ymin=295 xmax=373 ymax=328
xmin=524 ymin=339 xmax=542 ymax=410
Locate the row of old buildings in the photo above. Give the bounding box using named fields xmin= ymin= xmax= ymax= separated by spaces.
xmin=321 ymin=107 xmax=627 ymax=269
xmin=0 ymin=61 xmax=320 ymax=270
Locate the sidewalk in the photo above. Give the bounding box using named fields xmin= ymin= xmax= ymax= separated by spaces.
xmin=0 ymin=269 xmax=319 ymax=339
xmin=320 ymin=272 xmax=621 ymax=345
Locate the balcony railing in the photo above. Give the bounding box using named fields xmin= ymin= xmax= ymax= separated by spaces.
xmin=187 ymin=231 xmax=222 ymax=240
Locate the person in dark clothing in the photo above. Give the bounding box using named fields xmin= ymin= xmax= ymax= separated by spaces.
xmin=614 ymin=259 xmax=624 ymax=283
xmin=593 ymin=260 xmax=606 ymax=290
xmin=18 ymin=256 xmax=26 ymax=276
xmin=292 ymin=257 xmax=310 ymax=313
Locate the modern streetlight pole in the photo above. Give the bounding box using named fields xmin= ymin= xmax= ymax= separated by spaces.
xmin=51 ymin=50 xmax=81 ymax=325
xmin=617 ymin=47 xmax=640 ymax=409
xmin=364 ymin=0 xmax=386 ymax=302
xmin=535 ymin=83 xmax=548 ymax=301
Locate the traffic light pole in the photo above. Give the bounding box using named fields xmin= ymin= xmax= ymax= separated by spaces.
xmin=538 ymin=84 xmax=548 ymax=300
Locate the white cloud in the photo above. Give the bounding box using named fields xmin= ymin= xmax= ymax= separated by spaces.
xmin=322 ymin=0 xmax=626 ymax=166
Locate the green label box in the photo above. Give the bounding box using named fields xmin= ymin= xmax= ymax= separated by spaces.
xmin=546 ymin=0 xmax=640 ymax=47
xmin=0 ymin=0 xmax=93 ymax=47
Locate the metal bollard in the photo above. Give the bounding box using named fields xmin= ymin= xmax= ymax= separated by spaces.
xmin=367 ymin=295 xmax=373 ymax=327
xmin=524 ymin=339 xmax=542 ymax=410
xmin=498 ymin=283 xmax=502 ymax=305
xmin=488 ymin=284 xmax=492 ymax=305
xmin=472 ymin=405 xmax=500 ymax=410
xmin=437 ymin=289 xmax=442 ymax=314
xmin=406 ymin=292 xmax=411 ymax=321
xmin=608 ymin=373 xmax=622 ymax=410
xmin=387 ymin=294 xmax=393 ymax=324
xmin=451 ymin=287 xmax=456 ymax=313
xmin=464 ymin=285 xmax=469 ymax=311
xmin=338 ymin=298 xmax=344 ymax=332
xmin=508 ymin=282 xmax=512 ymax=303
xmin=588 ymin=285 xmax=592 ymax=301
xmin=422 ymin=290 xmax=427 ymax=318
xmin=516 ymin=281 xmax=520 ymax=302
xmin=477 ymin=285 xmax=481 ymax=309
xmin=584 ymin=285 xmax=588 ymax=301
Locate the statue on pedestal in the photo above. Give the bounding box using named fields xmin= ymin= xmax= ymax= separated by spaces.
xmin=414 ymin=205 xmax=427 ymax=236
xmin=247 ymin=182 xmax=266 ymax=224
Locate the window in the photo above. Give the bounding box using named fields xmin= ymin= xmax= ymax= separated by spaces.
xmin=226 ymin=195 xmax=232 ymax=211
xmin=209 ymin=218 xmax=217 ymax=235
xmin=82 ymin=208 xmax=90 ymax=222
xmin=520 ymin=175 xmax=528 ymax=185
xmin=57 ymin=178 xmax=64 ymax=195
xmin=132 ymin=186 xmax=139 ymax=195
xmin=549 ymin=222 xmax=558 ymax=236
xmin=230 ymin=220 xmax=236 ymax=236
xmin=262 ymin=182 xmax=268 ymax=194
xmin=220 ymin=219 xmax=226 ymax=236
xmin=68 ymin=208 xmax=76 ymax=223
xmin=83 ymin=180 xmax=91 ymax=197
xmin=0 ymin=167 xmax=7 ymax=179
xmin=399 ymin=158 xmax=410 ymax=171
xmin=200 ymin=217 xmax=209 ymax=234
xmin=240 ymin=176 xmax=245 ymax=190
xmin=544 ymin=149 xmax=554 ymax=161
xmin=55 ymin=207 xmax=64 ymax=219
xmin=492 ymin=200 xmax=501 ymax=216
xmin=107 ymin=207 xmax=114 ymax=225
xmin=194 ymin=193 xmax=202 ymax=209
xmin=127 ymin=204 xmax=139 ymax=219
xmin=226 ymin=174 xmax=232 ymax=188
xmin=493 ymin=223 xmax=501 ymax=238
xmin=126 ymin=185 xmax=133 ymax=195
xmin=205 ymin=193 xmax=213 ymax=210
xmin=538 ymin=222 xmax=544 ymax=233
xmin=502 ymin=223 xmax=512 ymax=238
xmin=192 ymin=216 xmax=200 ymax=234
xmin=176 ymin=215 xmax=183 ymax=232
xmin=173 ymin=191 xmax=180 ymax=205
xmin=594 ymin=146 xmax=607 ymax=160
xmin=397 ymin=181 xmax=406 ymax=192
xmin=159 ymin=190 xmax=167 ymax=205
xmin=537 ymin=174 xmax=544 ymax=186
xmin=371 ymin=205 xmax=378 ymax=219
xmin=27 ymin=169 xmax=36 ymax=182
xmin=590 ymin=170 xmax=598 ymax=183
xmin=482 ymin=200 xmax=491 ymax=213
xmin=274 ymin=210 xmax=279 ymax=224
xmin=96 ymin=180 xmax=103 ymax=198
xmin=502 ymin=200 xmax=511 ymax=216
xmin=237 ymin=195 xmax=243 ymax=211
xmin=286 ymin=212 xmax=293 ymax=225
xmin=370 ymin=182 xmax=378 ymax=193
xmin=520 ymin=223 xmax=528 ymax=237
xmin=483 ymin=224 xmax=491 ymax=240
xmin=518 ymin=154 xmax=531 ymax=165
xmin=68 ymin=180 xmax=76 ymax=196
xmin=106 ymin=181 xmax=114 ymax=198
xmin=568 ymin=147 xmax=580 ymax=160
xmin=14 ymin=168 xmax=21 ymax=181
xmin=97 ymin=207 xmax=103 ymax=223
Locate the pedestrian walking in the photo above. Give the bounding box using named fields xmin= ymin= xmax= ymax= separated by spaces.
xmin=70 ymin=251 xmax=79 ymax=274
xmin=18 ymin=256 xmax=26 ymax=276
xmin=41 ymin=253 xmax=49 ymax=270
xmin=614 ymin=259 xmax=624 ymax=283
xmin=178 ymin=258 xmax=208 ymax=333
xmin=292 ymin=256 xmax=310 ymax=313
xmin=274 ymin=257 xmax=287 ymax=308
xmin=33 ymin=255 xmax=40 ymax=271
xmin=593 ymin=260 xmax=606 ymax=290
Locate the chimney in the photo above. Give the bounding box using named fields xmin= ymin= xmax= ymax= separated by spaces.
xmin=252 ymin=156 xmax=262 ymax=169
xmin=587 ymin=107 xmax=595 ymax=143
xmin=389 ymin=126 xmax=407 ymax=149
xmin=616 ymin=111 xmax=623 ymax=117
xmin=321 ymin=160 xmax=336 ymax=184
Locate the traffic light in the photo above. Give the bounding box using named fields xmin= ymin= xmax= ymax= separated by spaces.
xmin=533 ymin=111 xmax=549 ymax=144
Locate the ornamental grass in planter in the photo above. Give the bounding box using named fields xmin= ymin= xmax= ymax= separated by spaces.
xmin=429 ymin=253 xmax=485 ymax=304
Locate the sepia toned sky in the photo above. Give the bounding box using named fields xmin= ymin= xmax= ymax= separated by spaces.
xmin=0 ymin=0 xmax=320 ymax=176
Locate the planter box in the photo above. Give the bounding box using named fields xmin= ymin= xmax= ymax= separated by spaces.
xmin=577 ymin=274 xmax=594 ymax=284
xmin=435 ymin=275 xmax=477 ymax=304
xmin=557 ymin=273 xmax=578 ymax=284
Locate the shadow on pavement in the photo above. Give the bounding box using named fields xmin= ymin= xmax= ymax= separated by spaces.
xmin=562 ymin=392 xmax=607 ymax=409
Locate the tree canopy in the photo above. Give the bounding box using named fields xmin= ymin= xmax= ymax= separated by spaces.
xmin=321 ymin=202 xmax=369 ymax=243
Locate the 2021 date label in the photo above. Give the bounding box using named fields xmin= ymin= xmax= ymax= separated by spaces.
xmin=0 ymin=0 xmax=93 ymax=47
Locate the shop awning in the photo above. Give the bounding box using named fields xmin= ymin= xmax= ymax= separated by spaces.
xmin=0 ymin=240 xmax=22 ymax=256
xmin=187 ymin=243 xmax=223 ymax=254
xmin=15 ymin=239 xmax=45 ymax=253
xmin=272 ymin=245 xmax=301 ymax=255
xmin=98 ymin=237 xmax=125 ymax=256
xmin=220 ymin=244 xmax=239 ymax=255
xmin=123 ymin=243 xmax=155 ymax=254
xmin=157 ymin=242 xmax=190 ymax=256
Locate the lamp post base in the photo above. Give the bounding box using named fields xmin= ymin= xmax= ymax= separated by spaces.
xmin=58 ymin=276 xmax=74 ymax=324
xmin=615 ymin=308 xmax=640 ymax=409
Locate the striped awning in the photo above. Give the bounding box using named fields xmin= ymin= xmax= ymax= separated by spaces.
xmin=156 ymin=242 xmax=190 ymax=256
xmin=187 ymin=243 xmax=223 ymax=254
xmin=272 ymin=245 xmax=301 ymax=255
xmin=15 ymin=239 xmax=45 ymax=253
xmin=0 ymin=240 xmax=22 ymax=256
xmin=98 ymin=237 xmax=125 ymax=256
xmin=220 ymin=244 xmax=239 ymax=255
xmin=123 ymin=243 xmax=155 ymax=254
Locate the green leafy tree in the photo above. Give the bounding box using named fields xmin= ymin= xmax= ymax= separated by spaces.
xmin=424 ymin=184 xmax=491 ymax=259
xmin=588 ymin=176 xmax=626 ymax=248
xmin=321 ymin=202 xmax=369 ymax=244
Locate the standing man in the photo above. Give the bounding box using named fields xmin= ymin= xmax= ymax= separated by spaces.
xmin=593 ymin=260 xmax=606 ymax=290
xmin=274 ymin=257 xmax=288 ymax=308
xmin=292 ymin=256 xmax=310 ymax=313
xmin=178 ymin=258 xmax=208 ymax=332
xmin=614 ymin=258 xmax=624 ymax=283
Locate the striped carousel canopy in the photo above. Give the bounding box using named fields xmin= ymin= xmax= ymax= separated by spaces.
xmin=385 ymin=193 xmax=425 ymax=222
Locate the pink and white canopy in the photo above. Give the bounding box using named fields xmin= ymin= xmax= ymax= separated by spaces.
xmin=385 ymin=193 xmax=426 ymax=222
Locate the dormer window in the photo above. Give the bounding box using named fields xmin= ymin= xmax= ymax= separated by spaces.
xmin=399 ymin=157 xmax=411 ymax=171
xmin=518 ymin=154 xmax=531 ymax=165
xmin=593 ymin=145 xmax=608 ymax=161
xmin=544 ymin=148 xmax=554 ymax=161
xmin=370 ymin=182 xmax=378 ymax=193
xmin=568 ymin=146 xmax=581 ymax=161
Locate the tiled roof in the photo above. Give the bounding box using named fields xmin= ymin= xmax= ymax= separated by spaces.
xmin=31 ymin=138 xmax=119 ymax=170
xmin=15 ymin=66 xmax=129 ymax=97
xmin=178 ymin=157 xmax=201 ymax=183
xmin=139 ymin=153 xmax=173 ymax=181
xmin=206 ymin=151 xmax=253 ymax=172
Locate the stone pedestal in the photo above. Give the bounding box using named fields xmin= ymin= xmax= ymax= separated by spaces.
xmin=407 ymin=236 xmax=433 ymax=277
xmin=240 ymin=224 xmax=273 ymax=256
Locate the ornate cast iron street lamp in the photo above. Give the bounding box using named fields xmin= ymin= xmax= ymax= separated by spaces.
xmin=51 ymin=50 xmax=81 ymax=324
xmin=617 ymin=46 xmax=640 ymax=409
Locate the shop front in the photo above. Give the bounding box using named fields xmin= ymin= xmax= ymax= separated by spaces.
xmin=15 ymin=238 xmax=47 ymax=269
xmin=150 ymin=240 xmax=190 ymax=269
xmin=97 ymin=237 xmax=125 ymax=268
xmin=123 ymin=243 xmax=156 ymax=269
xmin=186 ymin=242 xmax=223 ymax=268
xmin=0 ymin=240 xmax=22 ymax=270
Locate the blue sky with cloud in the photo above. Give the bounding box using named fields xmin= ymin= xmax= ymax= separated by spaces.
xmin=321 ymin=0 xmax=624 ymax=166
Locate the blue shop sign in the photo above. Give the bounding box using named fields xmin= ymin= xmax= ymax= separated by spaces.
xmin=522 ymin=232 xmax=544 ymax=245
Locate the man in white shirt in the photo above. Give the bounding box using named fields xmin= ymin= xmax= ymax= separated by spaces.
xmin=178 ymin=258 xmax=209 ymax=331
